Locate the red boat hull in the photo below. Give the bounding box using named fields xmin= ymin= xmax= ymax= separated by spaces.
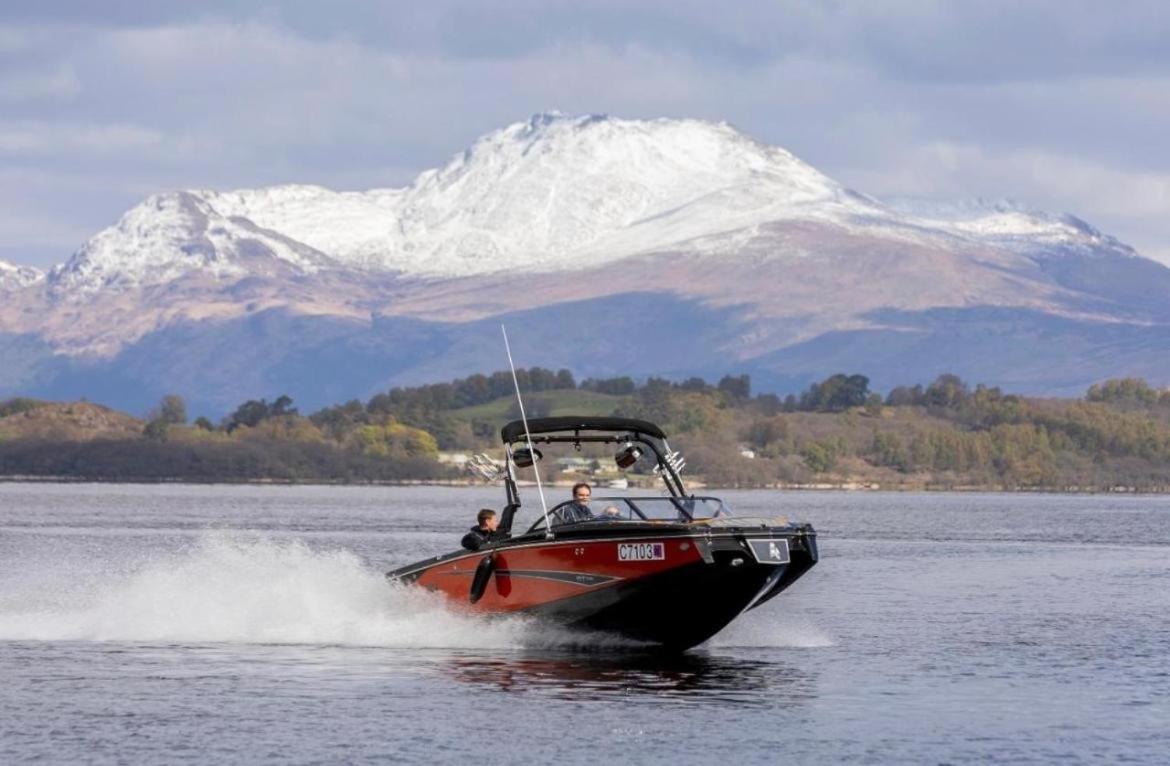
xmin=391 ymin=525 xmax=818 ymax=650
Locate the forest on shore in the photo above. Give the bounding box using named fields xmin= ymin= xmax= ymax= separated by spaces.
xmin=3 ymin=370 xmax=1170 ymax=491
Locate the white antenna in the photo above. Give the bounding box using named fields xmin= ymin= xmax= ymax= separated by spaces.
xmin=501 ymin=325 xmax=553 ymax=537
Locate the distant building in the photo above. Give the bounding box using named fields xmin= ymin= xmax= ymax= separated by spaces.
xmin=437 ymin=452 xmax=471 ymax=467
xmin=555 ymin=457 xmax=595 ymax=471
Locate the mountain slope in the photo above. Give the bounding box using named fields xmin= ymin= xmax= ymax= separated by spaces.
xmin=40 ymin=112 xmax=1151 ymax=292
xmin=48 ymin=191 xmax=336 ymax=293
xmin=36 ymin=113 xmax=905 ymax=290
xmin=2 ymin=112 xmax=1169 ymax=413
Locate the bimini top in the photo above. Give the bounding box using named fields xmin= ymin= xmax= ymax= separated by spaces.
xmin=500 ymin=416 xmax=667 ymax=443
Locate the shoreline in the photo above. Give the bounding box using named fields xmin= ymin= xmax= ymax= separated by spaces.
xmin=2 ymin=474 xmax=1167 ymax=495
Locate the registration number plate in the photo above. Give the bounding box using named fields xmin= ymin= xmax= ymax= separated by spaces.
xmin=618 ymin=542 xmax=665 ymax=561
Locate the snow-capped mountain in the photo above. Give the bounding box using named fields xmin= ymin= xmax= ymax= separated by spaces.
xmin=4 ymin=112 xmax=1170 ymax=413
xmin=50 ymin=112 xmax=1142 ymax=296
xmin=48 ymin=191 xmax=336 ymax=294
xmin=42 ymin=113 xmax=889 ymax=289
xmin=0 ymin=259 xmax=43 ymax=291
xmin=45 ymin=113 xmax=1136 ymax=292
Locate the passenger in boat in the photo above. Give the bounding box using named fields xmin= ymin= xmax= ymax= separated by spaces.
xmin=559 ymin=482 xmax=594 ymax=523
xmin=461 ymin=508 xmax=501 ymax=551
xmin=601 ymin=505 xmax=622 ymax=519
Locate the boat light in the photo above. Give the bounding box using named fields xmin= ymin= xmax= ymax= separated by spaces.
xmin=614 ymin=442 xmax=643 ymax=469
xmin=513 ymin=447 xmax=543 ymax=468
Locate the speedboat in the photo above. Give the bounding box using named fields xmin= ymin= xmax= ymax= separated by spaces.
xmin=388 ymin=416 xmax=818 ymax=650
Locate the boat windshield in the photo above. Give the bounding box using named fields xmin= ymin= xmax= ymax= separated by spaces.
xmin=526 ymin=496 xmax=731 ymax=532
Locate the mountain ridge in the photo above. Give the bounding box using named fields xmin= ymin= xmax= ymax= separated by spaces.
xmin=2 ymin=112 xmax=1169 ymax=412
xmin=37 ymin=112 xmax=1150 ymax=292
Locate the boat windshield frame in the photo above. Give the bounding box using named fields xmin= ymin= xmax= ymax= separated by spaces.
xmin=496 ymin=417 xmax=691 ymax=535
xmin=500 ymin=418 xmax=685 ymax=495
xmin=524 ymin=495 xmax=731 ymax=533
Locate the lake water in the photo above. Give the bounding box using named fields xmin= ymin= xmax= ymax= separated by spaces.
xmin=1 ymin=483 xmax=1167 ymax=764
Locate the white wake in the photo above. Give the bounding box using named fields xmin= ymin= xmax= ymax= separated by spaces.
xmin=0 ymin=532 xmax=829 ymax=651
xmin=0 ymin=534 xmax=527 ymax=647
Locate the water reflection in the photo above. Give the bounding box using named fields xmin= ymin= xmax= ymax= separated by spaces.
xmin=441 ymin=650 xmax=817 ymax=707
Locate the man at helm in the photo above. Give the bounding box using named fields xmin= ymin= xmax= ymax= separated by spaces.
xmin=559 ymin=482 xmax=594 ymax=524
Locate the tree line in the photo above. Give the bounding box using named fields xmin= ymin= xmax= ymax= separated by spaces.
xmin=2 ymin=371 xmax=1170 ymax=489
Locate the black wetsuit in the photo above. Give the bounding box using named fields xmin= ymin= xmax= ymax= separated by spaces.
xmin=461 ymin=525 xmax=497 ymax=552
xmin=558 ymin=502 xmax=594 ymax=524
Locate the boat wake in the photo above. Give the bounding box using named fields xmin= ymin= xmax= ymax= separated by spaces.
xmin=0 ymin=534 xmax=539 ymax=647
xmin=0 ymin=532 xmax=828 ymax=650
xmin=710 ymin=614 xmax=835 ymax=649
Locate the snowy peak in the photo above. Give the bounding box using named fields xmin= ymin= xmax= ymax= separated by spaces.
xmin=47 ymin=113 xmax=1150 ymax=292
xmin=391 ymin=112 xmax=858 ymax=274
xmin=50 ymin=191 xmax=334 ymax=293
xmin=0 ymin=259 xmax=44 ymax=290
xmin=427 ymin=112 xmax=837 ymax=197
xmin=55 ymin=113 xmax=876 ymax=289
xmin=887 ymin=197 xmax=1136 ymax=258
xmin=201 ymin=184 xmax=405 ymax=273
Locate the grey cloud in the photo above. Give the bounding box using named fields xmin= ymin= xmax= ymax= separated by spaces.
xmin=837 ymin=1 xmax=1170 ymax=84
xmin=0 ymin=64 xmax=80 ymax=102
xmin=12 ymin=1 xmax=1170 ymax=77
xmin=0 ymin=2 xmax=1167 ymax=268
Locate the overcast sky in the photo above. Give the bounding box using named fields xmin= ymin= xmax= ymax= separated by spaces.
xmin=2 ymin=0 xmax=1168 ymax=267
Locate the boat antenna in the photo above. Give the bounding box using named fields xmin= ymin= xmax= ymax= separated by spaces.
xmin=501 ymin=325 xmax=553 ymax=538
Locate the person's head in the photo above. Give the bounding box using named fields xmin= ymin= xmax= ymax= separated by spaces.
xmin=477 ymin=508 xmax=498 ymax=531
xmin=572 ymin=482 xmax=592 ymax=505
xmin=602 ymin=505 xmax=621 ymax=517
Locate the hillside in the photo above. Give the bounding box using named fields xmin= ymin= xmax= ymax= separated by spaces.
xmin=0 ymin=399 xmax=143 ymax=442
xmin=4 ymin=371 xmax=1170 ymax=491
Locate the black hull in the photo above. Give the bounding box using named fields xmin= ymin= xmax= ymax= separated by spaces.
xmin=531 ymin=542 xmax=817 ymax=650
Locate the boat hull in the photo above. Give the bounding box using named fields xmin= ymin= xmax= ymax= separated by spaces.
xmin=390 ymin=524 xmax=817 ymax=650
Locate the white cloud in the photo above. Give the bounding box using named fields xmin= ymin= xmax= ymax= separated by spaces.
xmin=0 ymin=25 xmax=30 ymax=53
xmin=0 ymin=208 xmax=92 ymax=248
xmin=0 ymin=121 xmax=165 ymax=156
xmin=0 ymin=63 xmax=81 ymax=102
